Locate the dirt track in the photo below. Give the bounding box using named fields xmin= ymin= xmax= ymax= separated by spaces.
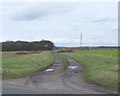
xmin=2 ymin=56 xmax=117 ymax=94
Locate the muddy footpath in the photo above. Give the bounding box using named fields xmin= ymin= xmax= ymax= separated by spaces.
xmin=2 ymin=56 xmax=118 ymax=94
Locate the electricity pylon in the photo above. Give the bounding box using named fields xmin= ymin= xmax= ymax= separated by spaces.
xmin=80 ymin=33 xmax=83 ymax=47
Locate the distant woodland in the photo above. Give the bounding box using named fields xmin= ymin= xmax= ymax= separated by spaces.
xmin=2 ymin=40 xmax=54 ymax=51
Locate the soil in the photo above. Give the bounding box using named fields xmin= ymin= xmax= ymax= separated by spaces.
xmin=2 ymin=56 xmax=118 ymax=94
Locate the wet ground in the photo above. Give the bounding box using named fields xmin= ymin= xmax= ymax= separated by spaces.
xmin=2 ymin=56 xmax=117 ymax=94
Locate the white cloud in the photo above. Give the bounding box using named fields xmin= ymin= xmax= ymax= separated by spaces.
xmin=93 ymin=15 xmax=117 ymax=23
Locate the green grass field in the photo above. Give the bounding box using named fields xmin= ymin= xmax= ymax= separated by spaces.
xmin=2 ymin=51 xmax=55 ymax=79
xmin=74 ymin=50 xmax=118 ymax=57
xmin=60 ymin=50 xmax=118 ymax=90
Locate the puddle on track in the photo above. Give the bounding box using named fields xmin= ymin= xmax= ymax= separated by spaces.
xmin=68 ymin=66 xmax=78 ymax=70
xmin=44 ymin=69 xmax=54 ymax=72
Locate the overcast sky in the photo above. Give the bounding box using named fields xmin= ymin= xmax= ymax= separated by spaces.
xmin=1 ymin=2 xmax=118 ymax=47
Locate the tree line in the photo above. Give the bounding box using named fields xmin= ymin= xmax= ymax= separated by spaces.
xmin=2 ymin=40 xmax=54 ymax=51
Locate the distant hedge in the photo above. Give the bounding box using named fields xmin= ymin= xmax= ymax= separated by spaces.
xmin=2 ymin=40 xmax=54 ymax=51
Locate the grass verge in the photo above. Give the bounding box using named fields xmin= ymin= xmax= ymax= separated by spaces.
xmin=59 ymin=55 xmax=69 ymax=70
xmin=2 ymin=51 xmax=54 ymax=79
